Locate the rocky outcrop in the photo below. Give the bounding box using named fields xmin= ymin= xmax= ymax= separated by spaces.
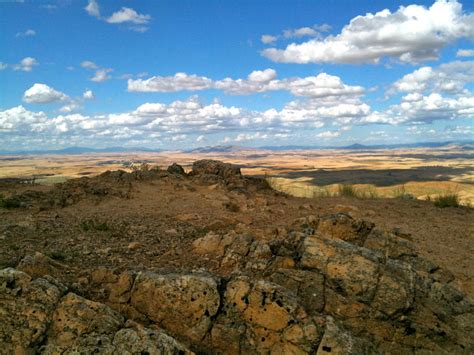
xmin=2 ymin=212 xmax=473 ymax=353
xmin=0 ymin=268 xmax=191 ymax=354
xmin=190 ymin=159 xmax=242 ymax=179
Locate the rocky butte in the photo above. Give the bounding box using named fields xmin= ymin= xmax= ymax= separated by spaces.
xmin=0 ymin=160 xmax=473 ymax=353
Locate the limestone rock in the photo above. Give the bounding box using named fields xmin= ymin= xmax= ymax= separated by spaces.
xmin=130 ymin=271 xmax=220 ymax=342
xmin=316 ymin=317 xmax=379 ymax=355
xmin=0 ymin=268 xmax=63 ymax=353
xmin=316 ymin=213 xmax=373 ymax=245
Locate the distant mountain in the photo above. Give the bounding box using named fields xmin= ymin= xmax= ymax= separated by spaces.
xmin=0 ymin=140 xmax=472 ymax=155
xmin=186 ymin=145 xmax=257 ymax=153
xmin=0 ymin=146 xmax=160 ymax=155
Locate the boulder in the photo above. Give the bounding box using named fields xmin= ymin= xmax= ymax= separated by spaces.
xmin=130 ymin=272 xmax=221 ymax=342
xmin=167 ymin=163 xmax=186 ymax=175
xmin=190 ymin=160 xmax=241 ymax=179
xmin=0 ymin=268 xmax=63 ymax=353
xmin=316 ymin=213 xmax=373 ymax=245
xmin=43 ymin=292 xmax=191 ymax=354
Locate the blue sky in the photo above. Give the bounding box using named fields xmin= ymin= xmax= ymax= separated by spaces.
xmin=0 ymin=0 xmax=473 ymax=150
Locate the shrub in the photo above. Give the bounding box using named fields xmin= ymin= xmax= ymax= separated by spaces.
xmin=338 ymin=184 xmax=358 ymax=198
xmin=434 ymin=193 xmax=460 ymax=208
xmin=0 ymin=196 xmax=21 ymax=208
xmin=392 ymin=185 xmax=414 ymax=200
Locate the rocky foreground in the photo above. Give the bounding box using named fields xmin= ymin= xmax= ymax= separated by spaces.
xmin=1 ymin=160 xmax=473 ymax=354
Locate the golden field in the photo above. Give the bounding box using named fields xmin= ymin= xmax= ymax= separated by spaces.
xmin=0 ymin=145 xmax=473 ymax=204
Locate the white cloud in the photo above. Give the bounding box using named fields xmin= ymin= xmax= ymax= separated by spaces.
xmin=106 ymin=7 xmax=151 ymax=24
xmin=234 ymin=132 xmax=268 ymax=142
xmin=131 ymin=70 xmax=365 ymax=98
xmin=457 ymin=49 xmax=474 ymax=57
xmin=261 ymin=35 xmax=278 ymax=44
xmin=85 ymin=1 xmax=151 ymax=32
xmin=85 ymin=0 xmax=100 ymax=18
xmin=83 ymin=90 xmax=95 ymax=100
xmin=283 ymin=27 xmax=319 ymax=38
xmin=13 ymin=57 xmax=38 ymax=72
xmin=81 ymin=60 xmax=99 ymax=70
xmin=263 ymin=0 xmax=474 ymax=64
xmin=316 ymin=131 xmax=341 ymax=138
xmin=0 ymin=62 xmax=7 ymax=70
xmin=390 ymin=61 xmax=474 ymax=95
xmin=23 ymin=83 xmax=68 ymax=104
xmin=16 ymin=29 xmax=36 ymax=37
xmin=196 ymin=135 xmax=205 ymax=142
xmin=261 ymin=24 xmax=331 ymax=44
xmin=90 ymin=68 xmax=112 ymax=82
xmin=247 ymin=68 xmax=277 ymax=82
xmin=128 ymin=73 xmax=212 ymax=92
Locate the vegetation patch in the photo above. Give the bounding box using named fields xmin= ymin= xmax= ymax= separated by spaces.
xmin=433 ymin=193 xmax=460 ymax=208
xmin=0 ymin=194 xmax=21 ymax=209
xmin=337 ymin=184 xmax=358 ymax=198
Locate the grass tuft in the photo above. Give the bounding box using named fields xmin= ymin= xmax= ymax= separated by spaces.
xmin=433 ymin=193 xmax=460 ymax=208
xmin=337 ymin=184 xmax=358 ymax=198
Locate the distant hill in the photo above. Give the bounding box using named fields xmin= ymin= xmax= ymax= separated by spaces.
xmin=186 ymin=145 xmax=257 ymax=153
xmin=0 ymin=140 xmax=472 ymax=155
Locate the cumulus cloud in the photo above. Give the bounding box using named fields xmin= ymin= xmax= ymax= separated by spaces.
xmin=81 ymin=60 xmax=99 ymax=70
xmin=90 ymin=68 xmax=112 ymax=82
xmin=23 ymin=83 xmax=68 ymax=104
xmin=390 ymin=61 xmax=474 ymax=95
xmin=83 ymin=90 xmax=95 ymax=100
xmin=13 ymin=57 xmax=38 ymax=72
xmin=362 ymin=93 xmax=474 ymax=125
xmin=128 ymin=73 xmax=213 ymax=92
xmin=261 ymin=35 xmax=278 ymax=44
xmin=235 ymin=132 xmax=268 ymax=142
xmin=16 ymin=29 xmax=36 ymax=37
xmin=457 ymin=49 xmax=474 ymax=57
xmin=107 ymin=7 xmax=151 ymax=24
xmin=316 ymin=131 xmax=341 ymax=138
xmin=261 ymin=24 xmax=330 ymax=44
xmin=129 ymin=70 xmax=365 ymax=98
xmin=85 ymin=0 xmax=100 ymax=18
xmin=85 ymin=0 xmax=151 ymax=32
xmin=263 ymin=0 xmax=474 ymax=64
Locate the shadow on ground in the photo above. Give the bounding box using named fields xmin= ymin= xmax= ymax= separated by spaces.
xmin=276 ymin=166 xmax=473 ymax=186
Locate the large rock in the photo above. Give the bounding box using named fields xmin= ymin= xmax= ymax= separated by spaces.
xmin=0 ymin=268 xmax=64 ymax=353
xmin=43 ymin=292 xmax=191 ymax=354
xmin=130 ymin=272 xmax=221 ymax=343
xmin=300 ymin=236 xmax=381 ymax=303
xmin=316 ymin=213 xmax=373 ymax=245
xmin=190 ymin=160 xmax=241 ymax=179
xmin=167 ymin=163 xmax=186 ymax=175
xmin=210 ymin=276 xmax=323 ymax=353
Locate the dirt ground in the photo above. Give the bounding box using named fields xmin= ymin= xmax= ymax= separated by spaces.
xmin=1 ymin=169 xmax=473 ymax=299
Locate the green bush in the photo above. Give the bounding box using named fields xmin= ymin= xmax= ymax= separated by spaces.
xmin=434 ymin=193 xmax=460 ymax=208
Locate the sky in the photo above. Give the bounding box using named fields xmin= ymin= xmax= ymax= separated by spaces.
xmin=0 ymin=0 xmax=473 ymax=150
